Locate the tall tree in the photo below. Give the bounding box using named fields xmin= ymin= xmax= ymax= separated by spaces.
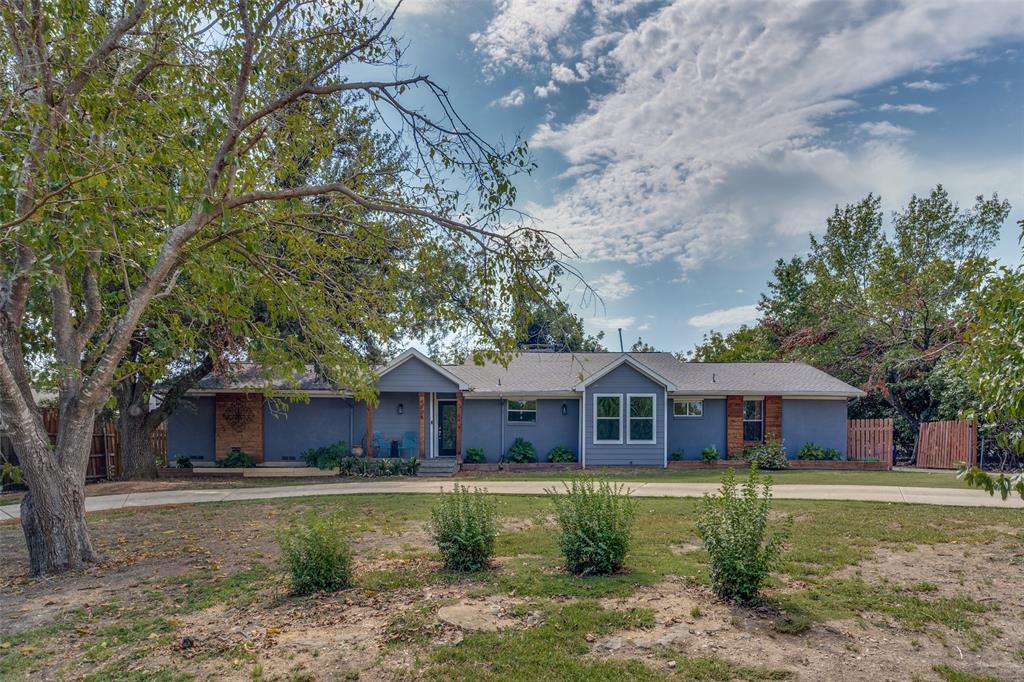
xmin=518 ymin=300 xmax=606 ymax=352
xmin=0 ymin=1 xmax=562 ymax=575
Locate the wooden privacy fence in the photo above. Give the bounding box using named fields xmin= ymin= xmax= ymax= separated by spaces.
xmin=917 ymin=420 xmax=976 ymax=470
xmin=3 ymin=410 xmax=169 ymax=482
xmin=848 ymin=418 xmax=893 ymax=468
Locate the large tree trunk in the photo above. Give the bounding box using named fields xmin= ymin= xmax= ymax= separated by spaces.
xmin=115 ymin=377 xmax=161 ymax=480
xmin=117 ymin=408 xmax=159 ymax=480
xmin=11 ymin=410 xmax=98 ymax=576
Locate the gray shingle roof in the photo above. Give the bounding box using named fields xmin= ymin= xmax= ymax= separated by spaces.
xmin=445 ymin=352 xmax=864 ymax=397
xmin=186 ymin=351 xmax=863 ymax=398
xmin=193 ymin=364 xmax=334 ymax=392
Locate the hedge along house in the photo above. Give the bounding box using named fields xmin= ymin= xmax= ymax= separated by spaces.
xmin=166 ymin=349 xmax=864 ymax=467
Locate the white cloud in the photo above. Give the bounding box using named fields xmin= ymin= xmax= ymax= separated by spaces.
xmin=522 ymin=0 xmax=1024 ymax=270
xmin=534 ymin=80 xmax=560 ymax=98
xmin=859 ymin=121 xmax=914 ymax=137
xmin=688 ymin=304 xmax=759 ymax=329
xmin=905 ymin=79 xmax=948 ymax=91
xmin=589 ymin=315 xmax=637 ymax=330
xmin=590 ymin=269 xmax=636 ymax=301
xmin=493 ymin=87 xmax=526 ymax=107
xmin=878 ymin=103 xmax=936 ymax=114
xmin=470 ymin=0 xmax=584 ymax=73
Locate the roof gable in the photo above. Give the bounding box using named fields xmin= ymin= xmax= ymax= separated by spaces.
xmin=376 ymin=348 xmax=468 ymax=392
xmin=574 ymin=354 xmax=677 ymax=391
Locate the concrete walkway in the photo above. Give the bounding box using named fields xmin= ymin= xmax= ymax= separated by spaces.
xmin=2 ymin=480 xmax=1021 ymax=520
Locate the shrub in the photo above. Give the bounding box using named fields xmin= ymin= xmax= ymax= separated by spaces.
xmin=547 ymin=446 xmax=575 ymax=463
xmin=796 ymin=443 xmax=841 ymax=461
xmin=506 ymin=437 xmax=538 ymax=463
xmin=670 ymin=449 xmax=684 ymax=461
xmin=218 ymin=450 xmax=256 ymax=468
xmin=696 ymin=464 xmax=789 ymax=603
xmin=740 ymin=438 xmax=788 ymax=469
xmin=464 ymin=447 xmax=486 ymax=464
xmin=277 ymin=513 xmax=353 ymax=594
xmin=547 ymin=477 xmax=637 ymax=576
xmin=701 ymin=445 xmax=719 ymax=463
xmin=301 ymin=440 xmax=349 ymax=469
xmin=337 ymin=456 xmax=418 ymax=477
xmin=174 ymin=455 xmax=193 ymax=468
xmin=429 ymin=484 xmax=497 ymax=571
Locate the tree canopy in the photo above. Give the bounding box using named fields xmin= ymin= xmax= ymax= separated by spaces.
xmin=0 ymin=0 xmax=565 ymax=574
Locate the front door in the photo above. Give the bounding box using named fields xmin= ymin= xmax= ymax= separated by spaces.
xmin=437 ymin=400 xmax=457 ymax=457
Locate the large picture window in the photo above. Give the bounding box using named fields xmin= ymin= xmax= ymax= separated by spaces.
xmin=627 ymin=394 xmax=656 ymax=444
xmin=673 ymin=399 xmax=703 ymax=417
xmin=594 ymin=394 xmax=622 ymax=443
xmin=506 ymin=399 xmax=537 ymax=423
xmin=743 ymin=399 xmax=763 ymax=442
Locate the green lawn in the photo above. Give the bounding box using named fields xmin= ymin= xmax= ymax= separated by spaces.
xmin=2 ymin=492 xmax=1020 ymax=680
xmin=460 ymin=467 xmax=971 ymax=489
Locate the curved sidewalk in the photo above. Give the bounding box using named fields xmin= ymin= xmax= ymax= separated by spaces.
xmin=2 ymin=480 xmax=1021 ymax=520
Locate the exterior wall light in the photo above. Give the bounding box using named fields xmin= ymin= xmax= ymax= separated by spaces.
xmin=397 ymin=403 xmax=404 ymax=415
xmin=561 ymin=402 xmax=568 ymax=416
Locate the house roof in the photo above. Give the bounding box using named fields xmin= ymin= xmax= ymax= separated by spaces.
xmin=445 ymin=352 xmax=864 ymax=398
xmin=184 ymin=350 xmax=864 ymax=398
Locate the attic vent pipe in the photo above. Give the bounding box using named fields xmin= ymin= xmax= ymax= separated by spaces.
xmin=712 ymin=372 xmax=716 ymax=383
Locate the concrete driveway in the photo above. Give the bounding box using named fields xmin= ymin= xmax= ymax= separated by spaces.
xmin=2 ymin=479 xmax=1021 ymax=520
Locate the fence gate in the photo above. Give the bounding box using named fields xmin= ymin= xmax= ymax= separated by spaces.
xmin=847 ymin=418 xmax=893 ymax=468
xmin=917 ymin=420 xmax=976 ymax=470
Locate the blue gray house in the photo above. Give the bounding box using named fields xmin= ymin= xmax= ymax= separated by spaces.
xmin=167 ymin=349 xmax=864 ymax=467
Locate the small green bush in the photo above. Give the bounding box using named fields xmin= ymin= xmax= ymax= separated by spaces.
xmin=506 ymin=437 xmax=538 ymax=463
xmin=696 ymin=464 xmax=789 ymax=603
xmin=301 ymin=440 xmax=349 ymax=469
xmin=701 ymin=445 xmax=719 ymax=463
xmin=337 ymin=456 xmax=418 ymax=477
xmin=547 ymin=477 xmax=637 ymax=576
xmin=174 ymin=455 xmax=193 ymax=468
xmin=464 ymin=447 xmax=486 ymax=464
xmin=218 ymin=450 xmax=256 ymax=468
xmin=277 ymin=513 xmax=353 ymax=594
xmin=429 ymin=484 xmax=497 ymax=571
xmin=796 ymin=442 xmax=841 ymax=461
xmin=740 ymin=438 xmax=788 ymax=469
xmin=670 ymin=449 xmax=684 ymax=461
xmin=547 ymin=446 xmax=575 ymax=463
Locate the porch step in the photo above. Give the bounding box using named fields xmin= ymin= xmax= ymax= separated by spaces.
xmin=418 ymin=458 xmax=459 ymax=477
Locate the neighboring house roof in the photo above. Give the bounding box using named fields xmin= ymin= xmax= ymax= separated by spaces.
xmin=445 ymin=352 xmax=864 ymax=398
xmin=192 ymin=365 xmax=336 ymax=393
xmin=183 ymin=350 xmax=864 ymax=398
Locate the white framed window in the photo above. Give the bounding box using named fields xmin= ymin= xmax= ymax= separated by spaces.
xmin=506 ymin=399 xmax=537 ymax=423
xmin=673 ymin=399 xmax=703 ymax=417
xmin=593 ymin=394 xmax=622 ymax=444
xmin=743 ymin=398 xmax=763 ymax=442
xmin=627 ymin=393 xmax=656 ymax=444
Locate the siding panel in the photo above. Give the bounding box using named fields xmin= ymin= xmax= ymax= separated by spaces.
xmin=376 ymin=357 xmax=458 ymax=393
xmin=781 ymin=399 xmax=848 ymax=458
xmin=167 ymin=396 xmax=216 ymax=461
xmin=462 ymin=399 xmax=580 ymax=463
xmin=666 ymin=398 xmax=726 ymax=460
xmin=584 ymin=363 xmax=665 ymax=466
xmin=263 ymin=397 xmax=352 ymax=461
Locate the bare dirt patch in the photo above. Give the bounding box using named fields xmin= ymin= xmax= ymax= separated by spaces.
xmin=597 ymin=539 xmax=1024 ymax=681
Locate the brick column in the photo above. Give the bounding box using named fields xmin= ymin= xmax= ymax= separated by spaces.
xmin=726 ymin=396 xmax=744 ymax=458
xmin=418 ymin=392 xmax=426 ymax=458
xmin=765 ymin=396 xmax=782 ymax=442
xmin=455 ymin=391 xmax=463 ymax=463
xmin=215 ymin=394 xmax=264 ymax=462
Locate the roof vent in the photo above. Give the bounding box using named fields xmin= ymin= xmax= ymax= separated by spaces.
xmin=712 ymin=372 xmax=716 ymax=383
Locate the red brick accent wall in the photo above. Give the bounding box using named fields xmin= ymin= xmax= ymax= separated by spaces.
xmin=215 ymin=394 xmax=264 ymax=462
xmin=764 ymin=396 xmax=782 ymax=442
xmin=726 ymin=396 xmax=744 ymax=457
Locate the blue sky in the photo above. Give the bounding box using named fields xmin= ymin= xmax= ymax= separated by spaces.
xmin=385 ymin=0 xmax=1023 ymax=354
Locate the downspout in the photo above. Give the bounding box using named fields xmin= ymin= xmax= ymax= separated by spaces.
xmin=580 ymin=392 xmax=586 ymax=469
xmin=499 ymin=396 xmax=505 ymax=464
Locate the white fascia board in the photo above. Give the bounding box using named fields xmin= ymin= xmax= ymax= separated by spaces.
xmin=574 ymin=355 xmax=677 ymax=392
